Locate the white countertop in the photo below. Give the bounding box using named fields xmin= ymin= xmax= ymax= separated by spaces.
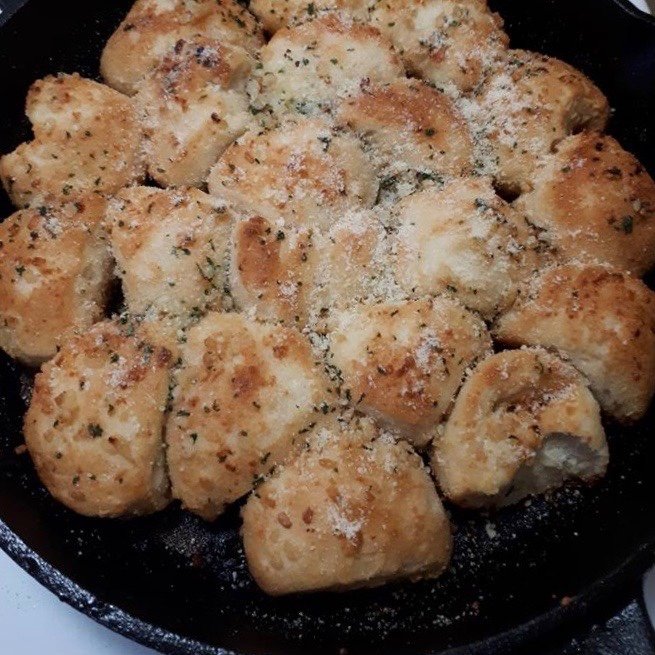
xmin=0 ymin=0 xmax=653 ymax=652
xmin=0 ymin=549 xmax=156 ymax=654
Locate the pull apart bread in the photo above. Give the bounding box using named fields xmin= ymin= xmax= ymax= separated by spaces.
xmin=101 ymin=0 xmax=263 ymax=95
xmin=252 ymin=13 xmax=404 ymax=116
xmin=0 ymin=195 xmax=111 ymax=366
xmin=495 ymin=263 xmax=655 ymax=422
xmin=474 ymin=50 xmax=610 ymax=194
xmin=335 ymin=77 xmax=474 ymax=179
xmin=327 ymin=297 xmax=492 ymax=447
xmin=250 ymin=0 xmax=372 ymax=34
xmin=242 ymin=418 xmax=452 ymax=594
xmin=135 ymin=38 xmax=254 ymax=188
xmin=513 ymin=132 xmax=655 ymax=275
xmin=393 ymin=177 xmax=545 ymax=319
xmin=208 ymin=118 xmax=378 ymax=228
xmin=6 ymin=0 xmax=653 ymax=598
xmin=0 ymin=74 xmax=144 ymax=208
xmin=166 ymin=312 xmax=335 ymax=521
xmin=433 ymin=349 xmax=608 ymax=508
xmin=230 ymin=209 xmax=397 ymax=328
xmin=105 ymin=186 xmax=233 ymax=331
xmin=230 ymin=215 xmax=318 ymax=327
xmin=370 ymin=0 xmax=509 ymax=93
xmin=24 ymin=320 xmax=172 ymax=517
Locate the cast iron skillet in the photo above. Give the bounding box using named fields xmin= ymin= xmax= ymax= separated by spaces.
xmin=1 ymin=1 xmax=655 ymax=653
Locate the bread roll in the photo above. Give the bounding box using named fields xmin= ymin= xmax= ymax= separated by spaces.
xmin=0 ymin=74 xmax=144 ymax=208
xmin=477 ymin=50 xmax=609 ymax=195
xmin=135 ymin=38 xmax=254 ymax=188
xmin=24 ymin=320 xmax=172 ymax=517
xmin=254 ymin=13 xmax=404 ymax=116
xmin=394 ymin=177 xmax=544 ymax=319
xmin=495 ymin=263 xmax=655 ymax=421
xmin=101 ymin=0 xmax=263 ymax=95
xmin=336 ymin=78 xmax=474 ymax=177
xmin=208 ymin=117 xmax=378 ymax=229
xmin=231 ymin=209 xmax=397 ymax=328
xmin=370 ymin=0 xmax=508 ymax=92
xmin=327 ymin=297 xmax=491 ymax=447
xmin=0 ymin=194 xmax=111 ymax=366
xmin=242 ymin=418 xmax=452 ymax=594
xmin=250 ymin=0 xmax=371 ymax=33
xmin=166 ymin=312 xmax=334 ymax=520
xmin=433 ymin=348 xmax=608 ymax=508
xmin=514 ymin=132 xmax=655 ymax=275
xmin=105 ymin=186 xmax=233 ymax=329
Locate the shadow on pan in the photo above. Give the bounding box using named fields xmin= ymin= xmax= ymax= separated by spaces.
xmin=0 ymin=1 xmax=654 ymax=654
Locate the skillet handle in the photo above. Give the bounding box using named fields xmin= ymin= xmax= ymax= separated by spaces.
xmin=0 ymin=0 xmax=28 ymax=27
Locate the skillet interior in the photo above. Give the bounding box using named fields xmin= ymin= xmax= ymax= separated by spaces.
xmin=0 ymin=1 xmax=654 ymax=653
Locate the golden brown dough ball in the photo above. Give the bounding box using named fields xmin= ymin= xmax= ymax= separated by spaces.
xmin=0 ymin=195 xmax=112 ymax=366
xmin=494 ymin=263 xmax=655 ymax=422
xmin=24 ymin=320 xmax=172 ymax=517
xmin=394 ymin=177 xmax=544 ymax=319
xmin=432 ymin=348 xmax=608 ymax=508
xmin=327 ymin=297 xmax=491 ymax=447
xmin=230 ymin=209 xmax=398 ymax=328
xmin=251 ymin=0 xmax=372 ymax=32
xmin=166 ymin=312 xmax=334 ymax=520
xmin=514 ymin=132 xmax=655 ymax=275
xmin=100 ymin=0 xmax=263 ymax=96
xmin=208 ymin=118 xmax=378 ymax=229
xmin=370 ymin=0 xmax=508 ymax=93
xmin=251 ymin=0 xmax=372 ymax=33
xmin=135 ymin=38 xmax=254 ymax=188
xmin=241 ymin=418 xmax=452 ymax=595
xmin=230 ymin=215 xmax=316 ymax=327
xmin=105 ymin=186 xmax=233 ymax=329
xmin=0 ymin=74 xmax=144 ymax=208
xmin=336 ymin=78 xmax=474 ymax=177
xmin=308 ymin=209 xmax=401 ymax=323
xmin=476 ymin=50 xmax=609 ymax=194
xmin=253 ymin=13 xmax=404 ymax=116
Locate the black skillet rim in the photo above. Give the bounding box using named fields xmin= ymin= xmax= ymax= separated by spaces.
xmin=0 ymin=0 xmax=654 ymax=653
xmin=1 ymin=519 xmax=654 ymax=655
xmin=613 ymin=0 xmax=655 ymax=23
